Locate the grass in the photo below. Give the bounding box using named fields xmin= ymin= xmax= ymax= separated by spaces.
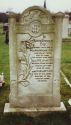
xmin=0 ymin=35 xmax=10 ymax=84
xmin=61 ymin=42 xmax=71 ymax=64
xmin=61 ymin=42 xmax=71 ymax=103
xmin=61 ymin=42 xmax=71 ymax=82
xmin=0 ymin=35 xmax=71 ymax=124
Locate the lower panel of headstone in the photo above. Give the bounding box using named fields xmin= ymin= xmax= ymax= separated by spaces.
xmin=4 ymin=102 xmax=66 ymax=117
xmin=9 ymin=95 xmax=61 ymax=108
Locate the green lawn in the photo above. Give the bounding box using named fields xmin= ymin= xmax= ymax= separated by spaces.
xmin=61 ymin=42 xmax=71 ymax=104
xmin=0 ymin=35 xmax=9 ymax=84
xmin=61 ymin=42 xmax=71 ymax=82
xmin=0 ymin=35 xmax=71 ymax=124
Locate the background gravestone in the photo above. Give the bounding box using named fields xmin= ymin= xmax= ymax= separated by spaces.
xmin=4 ymin=6 xmax=66 ymax=116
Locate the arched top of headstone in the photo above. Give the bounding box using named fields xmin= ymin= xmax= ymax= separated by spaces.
xmin=20 ymin=6 xmax=54 ymax=25
xmin=21 ymin=6 xmax=50 ymax=16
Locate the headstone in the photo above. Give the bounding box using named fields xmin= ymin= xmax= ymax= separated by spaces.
xmin=4 ymin=6 xmax=66 ymax=116
xmin=68 ymin=99 xmax=71 ymax=105
xmin=68 ymin=99 xmax=71 ymax=117
xmin=3 ymin=24 xmax=9 ymax=44
xmin=0 ymin=73 xmax=5 ymax=87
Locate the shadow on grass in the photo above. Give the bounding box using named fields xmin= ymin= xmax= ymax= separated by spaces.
xmin=0 ymin=112 xmax=71 ymax=125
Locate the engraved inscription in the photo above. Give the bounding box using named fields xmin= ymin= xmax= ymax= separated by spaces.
xmin=17 ymin=35 xmax=53 ymax=85
xmin=30 ymin=35 xmax=53 ymax=83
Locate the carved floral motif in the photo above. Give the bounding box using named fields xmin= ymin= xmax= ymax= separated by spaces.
xmin=17 ymin=41 xmax=32 ymax=87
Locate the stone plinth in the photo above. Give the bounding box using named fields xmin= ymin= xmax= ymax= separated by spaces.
xmin=4 ymin=102 xmax=66 ymax=117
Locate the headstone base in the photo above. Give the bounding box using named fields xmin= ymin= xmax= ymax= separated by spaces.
xmin=4 ymin=102 xmax=66 ymax=117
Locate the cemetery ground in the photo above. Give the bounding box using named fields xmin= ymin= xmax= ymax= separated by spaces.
xmin=0 ymin=34 xmax=71 ymax=125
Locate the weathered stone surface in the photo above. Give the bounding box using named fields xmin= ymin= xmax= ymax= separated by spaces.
xmin=5 ymin=6 xmax=64 ymax=116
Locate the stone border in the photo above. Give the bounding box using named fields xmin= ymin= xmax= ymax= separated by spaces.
xmin=4 ymin=102 xmax=66 ymax=117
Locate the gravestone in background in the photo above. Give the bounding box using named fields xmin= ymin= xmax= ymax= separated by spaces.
xmin=4 ymin=6 xmax=66 ymax=116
